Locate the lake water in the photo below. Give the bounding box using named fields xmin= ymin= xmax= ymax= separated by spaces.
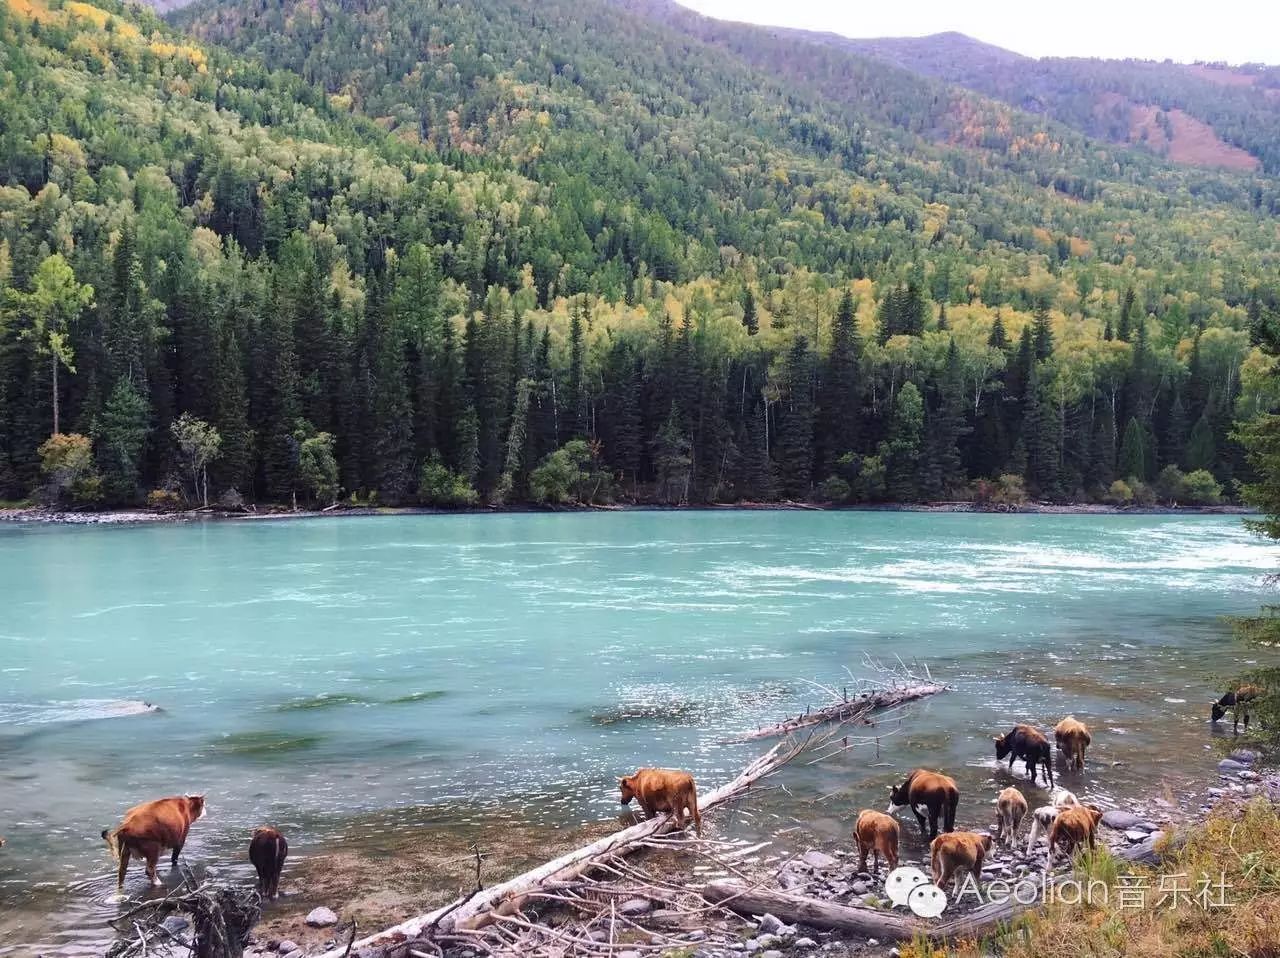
xmin=0 ymin=511 xmax=1275 ymax=953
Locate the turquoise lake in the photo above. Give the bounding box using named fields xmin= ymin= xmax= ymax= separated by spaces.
xmin=0 ymin=511 xmax=1276 ymax=953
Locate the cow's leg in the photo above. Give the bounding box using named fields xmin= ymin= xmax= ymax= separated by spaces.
xmin=170 ymin=842 xmax=183 ymax=867
xmin=857 ymin=841 xmax=869 ymax=875
xmin=116 ymin=845 xmax=131 ymax=889
xmin=927 ymin=803 xmax=940 ymax=840
xmin=911 ymin=804 xmax=929 ymax=838
xmin=141 ymin=843 xmax=162 ymax=888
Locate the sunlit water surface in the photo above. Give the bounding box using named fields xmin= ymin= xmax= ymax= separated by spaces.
xmin=0 ymin=512 xmax=1274 ymax=953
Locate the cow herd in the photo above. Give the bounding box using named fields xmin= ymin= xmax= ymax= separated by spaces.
xmin=41 ymin=685 xmax=1257 ymax=904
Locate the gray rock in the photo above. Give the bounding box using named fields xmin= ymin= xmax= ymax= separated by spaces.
xmin=890 ymin=950 xmax=901 ymax=958
xmin=1246 ymin=784 xmax=1261 ymax=796
xmin=802 ymin=850 xmax=838 ymax=870
xmin=1238 ymin=770 xmax=1260 ymax=781
xmin=276 ymin=942 xmax=299 ymax=955
xmin=305 ymin=906 xmax=339 ymax=928
xmin=618 ymin=897 xmax=652 ymax=917
xmin=1230 ymin=748 xmax=1260 ymax=764
xmin=1124 ymin=829 xmax=1149 ymax=842
xmin=851 ymin=880 xmax=870 ymax=895
xmin=161 ymin=916 xmax=191 ymax=936
xmin=755 ymin=935 xmax=784 ymax=949
xmin=758 ymin=913 xmax=786 ymax=935
xmin=761 ymin=952 xmax=785 ymax=958
xmin=283 ymin=952 xmax=302 ymax=958
xmin=1218 ymin=758 xmax=1248 ymax=773
xmin=1101 ymin=810 xmax=1144 ymax=830
xmin=618 ymin=951 xmax=642 ymax=958
xmin=688 ymin=930 xmax=707 ymax=941
xmin=794 ymin=938 xmax=818 ymax=949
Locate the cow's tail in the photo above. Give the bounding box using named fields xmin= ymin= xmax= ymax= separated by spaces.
xmin=101 ymin=828 xmax=121 ymax=863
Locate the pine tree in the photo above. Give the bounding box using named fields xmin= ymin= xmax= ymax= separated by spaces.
xmin=818 ymin=289 xmax=861 ymax=473
xmin=370 ymin=289 xmax=414 ymax=502
xmin=1186 ymin=411 xmax=1217 ymax=472
xmin=1023 ymin=362 xmax=1060 ymax=497
xmin=564 ymin=296 xmax=587 ymax=440
xmin=883 ymin=381 xmax=923 ymax=500
xmin=1119 ymin=416 xmax=1151 ymax=480
xmin=257 ymin=282 xmax=302 ymax=501
xmin=741 ymin=287 xmax=758 ymax=336
xmin=987 ymin=311 xmax=1009 ymax=350
xmin=1032 ymin=301 xmax=1054 ymax=361
xmin=1165 ymin=390 xmax=1189 ymax=470
xmin=776 ymin=335 xmax=815 ymax=499
xmin=1118 ymin=287 xmax=1136 ymax=342
xmin=922 ymin=339 xmax=970 ymax=498
xmin=96 ymin=378 xmax=151 ymax=503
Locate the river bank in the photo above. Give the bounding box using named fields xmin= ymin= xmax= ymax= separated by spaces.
xmin=0 ymin=501 xmax=1257 ymax=525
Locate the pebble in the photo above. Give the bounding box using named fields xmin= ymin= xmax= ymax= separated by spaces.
xmin=850 ymin=880 xmax=869 ymax=895
xmin=305 ymin=906 xmax=339 ymax=928
xmin=277 ymin=942 xmax=299 ymax=955
xmin=794 ymin=938 xmax=818 ymax=949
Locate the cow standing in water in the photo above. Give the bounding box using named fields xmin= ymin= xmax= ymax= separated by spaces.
xmin=1054 ymin=716 xmax=1092 ymax=770
xmin=102 ymin=795 xmax=206 ymax=889
xmin=1212 ymin=684 xmax=1262 ymax=734
xmin=249 ymin=827 xmax=289 ymax=900
xmin=993 ymin=724 xmax=1054 ymax=786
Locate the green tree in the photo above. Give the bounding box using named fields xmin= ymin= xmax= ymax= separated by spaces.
xmin=297 ymin=431 xmax=340 ymax=506
xmin=13 ymin=254 xmax=93 ymax=436
xmin=96 ymin=379 xmax=151 ymax=503
xmin=170 ymin=413 xmax=222 ymax=507
xmin=776 ymin=334 xmax=814 ymax=499
xmin=882 ymin=381 xmax=923 ymax=500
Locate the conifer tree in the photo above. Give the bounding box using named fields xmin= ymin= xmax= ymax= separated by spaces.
xmin=776 ymin=335 xmax=815 ymax=499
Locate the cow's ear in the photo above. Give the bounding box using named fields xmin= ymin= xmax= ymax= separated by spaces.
xmin=991 ymin=735 xmax=1000 ymax=741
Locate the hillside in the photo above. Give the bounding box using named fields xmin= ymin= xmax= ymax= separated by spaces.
xmin=1 ymin=0 xmax=1279 ymax=515
xmin=793 ymin=28 xmax=1280 ymax=173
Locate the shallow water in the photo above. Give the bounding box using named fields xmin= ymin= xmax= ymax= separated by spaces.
xmin=0 ymin=511 xmax=1275 ymax=952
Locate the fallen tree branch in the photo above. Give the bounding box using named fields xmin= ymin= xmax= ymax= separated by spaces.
xmin=729 ymin=680 xmax=948 ymax=742
xmin=316 ymin=732 xmax=821 ymax=958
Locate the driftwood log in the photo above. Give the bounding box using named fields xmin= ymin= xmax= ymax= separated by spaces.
xmin=702 ymin=831 xmax=1173 ymax=943
xmin=316 ymin=681 xmax=948 ymax=958
xmin=730 ymin=680 xmax=949 ymax=742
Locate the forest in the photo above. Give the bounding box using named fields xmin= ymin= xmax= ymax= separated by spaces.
xmin=1 ymin=0 xmax=1279 ymax=510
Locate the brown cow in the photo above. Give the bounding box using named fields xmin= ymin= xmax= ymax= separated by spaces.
xmin=853 ymin=809 xmax=899 ymax=875
xmin=249 ymin=827 xmax=289 ymax=900
xmin=995 ymin=786 xmax=1027 ymax=847
xmin=886 ymin=768 xmax=959 ymax=839
xmin=102 ymin=795 xmax=206 ymax=889
xmin=1212 ymin=684 xmax=1263 ymax=734
xmin=993 ymin=724 xmax=1054 ymax=786
xmin=930 ymin=831 xmax=993 ymax=893
xmin=1046 ymin=804 xmax=1104 ymax=867
xmin=619 ymin=769 xmax=701 ymax=835
xmin=1054 ymin=717 xmax=1091 ymax=771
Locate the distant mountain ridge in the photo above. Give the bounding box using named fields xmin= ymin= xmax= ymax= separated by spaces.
xmin=755 ymin=26 xmax=1280 ymax=172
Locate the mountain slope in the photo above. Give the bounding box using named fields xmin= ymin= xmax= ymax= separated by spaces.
xmin=2 ymin=0 xmax=1278 ymax=514
xmin=785 ymin=28 xmax=1280 ymax=173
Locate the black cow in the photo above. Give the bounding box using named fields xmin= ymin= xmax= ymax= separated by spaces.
xmin=993 ymin=724 xmax=1054 ymax=787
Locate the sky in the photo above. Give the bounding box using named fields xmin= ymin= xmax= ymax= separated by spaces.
xmin=674 ymin=0 xmax=1280 ymax=65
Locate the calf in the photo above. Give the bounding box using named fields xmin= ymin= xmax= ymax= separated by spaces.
xmin=886 ymin=768 xmax=959 ymax=839
xmin=853 ymin=809 xmax=899 ymax=875
xmin=249 ymin=827 xmax=289 ymax=901
xmin=993 ymin=724 xmax=1053 ymax=786
xmin=995 ymin=786 xmax=1027 ymax=847
xmin=1025 ymin=790 xmax=1080 ymax=855
xmin=1054 ymin=716 xmax=1092 ymax=770
xmin=619 ymin=768 xmax=701 ymax=835
xmin=1212 ymin=684 xmax=1262 ymax=734
xmin=930 ymin=831 xmax=993 ymax=893
xmin=1046 ymin=805 xmax=1103 ymax=868
xmin=102 ymin=795 xmax=206 ymax=889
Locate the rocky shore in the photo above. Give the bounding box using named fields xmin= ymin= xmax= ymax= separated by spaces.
xmin=237 ymin=750 xmax=1276 ymax=958
xmin=0 ymin=501 xmax=1255 ymax=526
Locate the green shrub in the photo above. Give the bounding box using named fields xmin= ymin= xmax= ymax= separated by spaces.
xmin=418 ymin=457 xmax=479 ymax=507
xmin=815 ymin=475 xmax=851 ymax=504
